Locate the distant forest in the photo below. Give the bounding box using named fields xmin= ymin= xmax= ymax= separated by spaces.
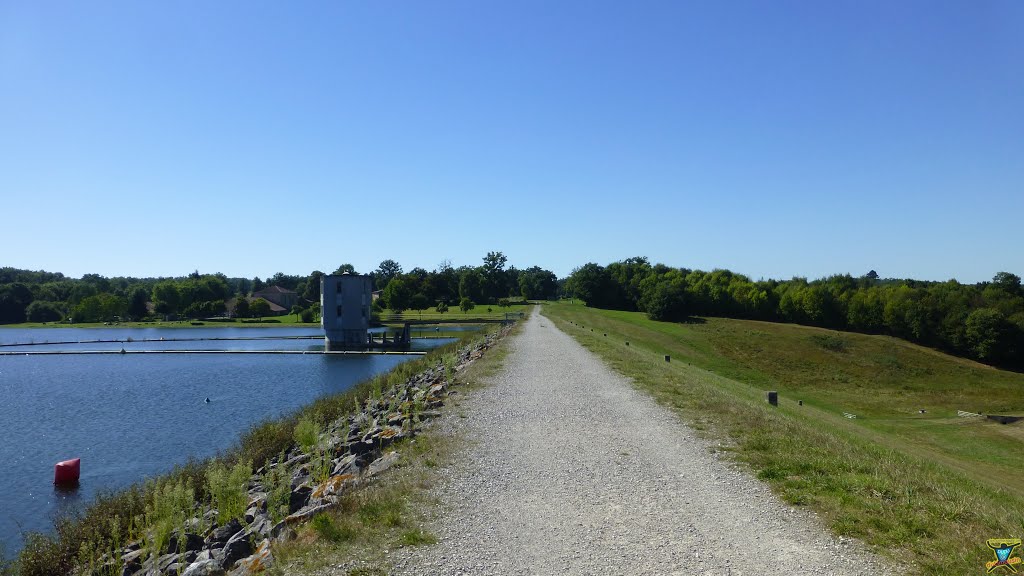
xmin=565 ymin=258 xmax=1024 ymax=370
xmin=0 ymin=252 xmax=558 ymax=325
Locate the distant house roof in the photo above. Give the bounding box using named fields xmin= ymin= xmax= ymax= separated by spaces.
xmin=254 ymin=286 xmax=296 ymax=296
xmin=253 ymin=298 xmax=287 ymax=313
xmin=226 ymin=296 xmax=287 ymax=314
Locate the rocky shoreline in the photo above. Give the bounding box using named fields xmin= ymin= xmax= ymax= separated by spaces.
xmin=86 ymin=327 xmax=509 ymax=576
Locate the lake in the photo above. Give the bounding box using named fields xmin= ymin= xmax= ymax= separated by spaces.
xmin=0 ymin=326 xmax=458 ymax=556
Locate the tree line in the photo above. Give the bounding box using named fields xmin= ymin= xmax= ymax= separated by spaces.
xmin=565 ymin=258 xmax=1024 ymax=369
xmin=0 ymin=252 xmax=559 ymax=324
xmin=370 ymin=252 xmax=557 ymax=313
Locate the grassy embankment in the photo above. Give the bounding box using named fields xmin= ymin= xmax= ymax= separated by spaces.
xmin=543 ymin=301 xmax=1024 ymax=575
xmin=2 ymin=327 xmax=508 ymax=576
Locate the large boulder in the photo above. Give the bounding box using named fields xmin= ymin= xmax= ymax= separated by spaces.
xmin=288 ymin=483 xmax=312 ymax=513
xmin=364 ymin=451 xmax=399 ymax=478
xmin=249 ymin=513 xmax=273 ymax=539
xmin=181 ymin=559 xmax=225 ymax=576
xmin=331 ymin=453 xmax=357 ymax=476
xmin=311 ymin=473 xmax=357 ymax=501
xmin=220 ymin=530 xmax=253 ymax=570
xmin=166 ymin=532 xmax=205 ymax=554
xmin=119 ymin=559 xmax=142 ymax=576
xmin=228 ymin=539 xmax=273 ymax=575
xmin=208 ymin=518 xmax=242 ymax=547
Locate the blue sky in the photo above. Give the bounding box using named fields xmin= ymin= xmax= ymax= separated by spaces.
xmin=1 ymin=1 xmax=1021 ymax=283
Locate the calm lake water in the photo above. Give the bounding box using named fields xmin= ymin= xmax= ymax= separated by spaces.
xmin=0 ymin=327 xmax=459 ymax=556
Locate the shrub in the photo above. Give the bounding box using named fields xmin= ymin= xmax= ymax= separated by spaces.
xmin=261 ymin=451 xmax=291 ymax=524
xmin=232 ymin=419 xmax=294 ymax=477
xmin=294 ymin=416 xmax=320 ymax=454
xmin=206 ymin=460 xmax=252 ymax=525
xmin=144 ymin=478 xmax=194 ymax=560
xmin=310 ymin=513 xmax=355 ymax=542
xmin=811 ymin=334 xmax=848 ymax=352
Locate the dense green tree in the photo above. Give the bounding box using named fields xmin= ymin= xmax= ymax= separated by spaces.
xmin=518 ymin=266 xmax=558 ymax=300
xmin=965 ymin=308 xmax=1011 ymax=361
xmin=268 ymin=272 xmax=304 ymax=290
xmin=69 ymin=282 xmax=98 ymax=305
xmin=606 ymin=257 xmax=652 ymax=311
xmin=991 ymin=272 xmax=1022 ymax=296
xmin=481 ymin=251 xmax=508 ymax=303
xmin=81 ymin=273 xmax=112 ymax=294
xmin=436 ymin=301 xmax=449 ymax=315
xmin=458 ymin=269 xmax=486 ymax=303
xmin=249 ymin=299 xmax=271 ymax=319
xmin=847 ymin=288 xmax=886 ymax=333
xmin=638 ymin=269 xmax=689 ymax=321
xmin=566 ymin=263 xmax=619 ymax=308
xmin=234 ymin=297 xmax=251 ymax=319
xmin=382 ymin=274 xmax=416 ymax=313
xmin=302 ymin=270 xmax=325 ymax=303
xmin=332 ymin=264 xmax=356 ymax=275
xmin=127 ymin=287 xmax=149 ymax=320
xmin=432 ymin=260 xmax=459 ymax=304
xmin=459 ymin=297 xmax=475 ymax=313
xmin=0 ymin=283 xmax=33 ymax=323
xmin=409 ymin=293 xmax=430 ymax=314
xmin=73 ymin=294 xmax=128 ymax=323
xmin=373 ymin=260 xmax=403 ymax=292
xmin=0 ymin=267 xmax=66 ymax=284
xmin=25 ymin=301 xmax=63 ymax=322
xmin=152 ymin=282 xmax=181 ymax=316
xmin=35 ymin=281 xmax=76 ymax=303
xmin=228 ymin=277 xmax=252 ymax=296
xmin=182 ymin=300 xmax=226 ymax=319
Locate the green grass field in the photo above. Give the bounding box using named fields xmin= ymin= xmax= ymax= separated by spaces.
xmin=542 ymin=301 xmax=1024 ymax=575
xmin=378 ymin=302 xmax=530 ymax=323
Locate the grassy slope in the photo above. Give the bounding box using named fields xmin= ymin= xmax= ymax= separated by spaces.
xmin=543 ymin=301 xmax=1024 ymax=575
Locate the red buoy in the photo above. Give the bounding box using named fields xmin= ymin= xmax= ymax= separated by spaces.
xmin=54 ymin=458 xmax=80 ymax=486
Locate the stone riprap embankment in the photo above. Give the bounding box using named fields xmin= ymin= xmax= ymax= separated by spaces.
xmin=390 ymin=309 xmax=896 ymax=575
xmin=85 ymin=330 xmax=509 ymax=576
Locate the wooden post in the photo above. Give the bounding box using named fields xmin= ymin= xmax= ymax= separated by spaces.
xmin=767 ymin=391 xmax=778 ymax=406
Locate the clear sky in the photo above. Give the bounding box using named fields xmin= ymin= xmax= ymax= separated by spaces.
xmin=1 ymin=1 xmax=1021 ymax=283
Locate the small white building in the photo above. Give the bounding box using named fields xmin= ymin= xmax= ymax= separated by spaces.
xmin=321 ymin=273 xmax=372 ymax=350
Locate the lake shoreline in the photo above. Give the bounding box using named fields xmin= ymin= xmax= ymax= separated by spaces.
xmin=3 ymin=327 xmax=504 ymax=575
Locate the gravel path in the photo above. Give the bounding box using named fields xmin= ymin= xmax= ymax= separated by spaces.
xmin=390 ymin=309 xmax=895 ymax=575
